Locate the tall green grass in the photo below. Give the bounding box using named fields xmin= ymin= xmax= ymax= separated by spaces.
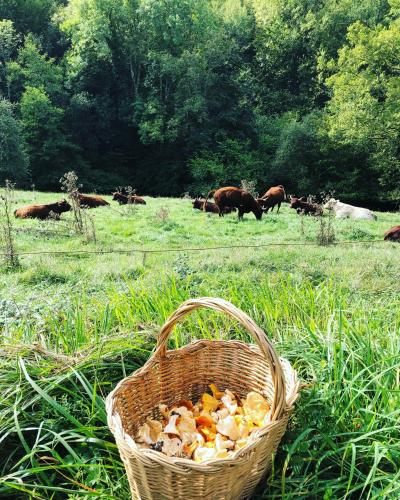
xmin=1 ymin=275 xmax=399 ymax=498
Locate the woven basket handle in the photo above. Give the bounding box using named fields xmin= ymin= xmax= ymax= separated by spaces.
xmin=150 ymin=297 xmax=286 ymax=421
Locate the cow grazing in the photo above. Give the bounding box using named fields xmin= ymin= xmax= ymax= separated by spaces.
xmin=75 ymin=193 xmax=110 ymax=208
xmin=192 ymin=198 xmax=235 ymax=214
xmin=206 ymin=187 xmax=263 ymax=220
xmin=290 ymin=196 xmax=323 ymax=216
xmin=384 ymin=225 xmax=400 ymax=241
xmin=112 ymin=192 xmax=146 ymax=205
xmin=259 ymin=185 xmax=286 ymax=213
xmin=323 ymin=198 xmax=376 ymax=220
xmin=14 ymin=200 xmax=71 ymax=220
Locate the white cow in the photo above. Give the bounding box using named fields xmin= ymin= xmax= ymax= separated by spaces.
xmin=323 ymin=198 xmax=376 ymax=220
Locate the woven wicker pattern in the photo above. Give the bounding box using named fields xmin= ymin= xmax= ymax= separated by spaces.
xmin=106 ymin=297 xmax=300 ymax=500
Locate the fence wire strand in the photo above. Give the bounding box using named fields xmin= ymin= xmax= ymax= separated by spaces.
xmin=0 ymin=239 xmax=390 ymax=258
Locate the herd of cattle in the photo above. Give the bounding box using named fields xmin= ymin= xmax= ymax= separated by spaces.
xmin=13 ymin=191 xmax=145 ymax=219
xmin=194 ymin=185 xmax=399 ymax=241
xmin=194 ymin=185 xmax=377 ymax=220
xmin=12 ymin=185 xmax=400 ymax=241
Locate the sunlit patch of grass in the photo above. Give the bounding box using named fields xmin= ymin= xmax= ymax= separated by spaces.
xmin=344 ymin=226 xmax=375 ymax=241
xmin=19 ymin=264 xmax=80 ymax=286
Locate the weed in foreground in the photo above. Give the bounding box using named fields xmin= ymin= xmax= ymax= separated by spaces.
xmin=0 ymin=180 xmax=19 ymax=269
xmin=155 ymin=207 xmax=170 ymax=224
xmin=240 ymin=179 xmax=258 ymax=198
xmin=316 ymin=194 xmax=336 ymax=245
xmin=60 ymin=171 xmax=97 ymax=243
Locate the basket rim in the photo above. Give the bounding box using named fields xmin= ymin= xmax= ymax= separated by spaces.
xmin=105 ymin=340 xmax=300 ymax=469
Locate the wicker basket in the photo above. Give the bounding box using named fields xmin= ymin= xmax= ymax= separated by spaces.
xmin=106 ymin=297 xmax=300 ymax=500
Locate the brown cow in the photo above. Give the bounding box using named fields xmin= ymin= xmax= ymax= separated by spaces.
xmin=290 ymin=196 xmax=323 ymax=216
xmin=259 ymin=185 xmax=286 ymax=213
xmin=75 ymin=193 xmax=109 ymax=208
xmin=192 ymin=198 xmax=219 ymax=213
xmin=14 ymin=200 xmax=71 ymax=220
xmin=206 ymin=187 xmax=263 ymax=220
xmin=112 ymin=192 xmax=146 ymax=205
xmin=384 ymin=225 xmax=400 ymax=241
xmin=192 ymin=198 xmax=235 ymax=214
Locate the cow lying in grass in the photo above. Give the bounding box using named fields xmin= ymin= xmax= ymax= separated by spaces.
xmin=112 ymin=192 xmax=146 ymax=205
xmin=75 ymin=193 xmax=109 ymax=208
xmin=323 ymin=198 xmax=376 ymax=220
xmin=192 ymin=198 xmax=235 ymax=214
xmin=384 ymin=225 xmax=400 ymax=241
xmin=14 ymin=200 xmax=71 ymax=220
xmin=290 ymin=196 xmax=323 ymax=216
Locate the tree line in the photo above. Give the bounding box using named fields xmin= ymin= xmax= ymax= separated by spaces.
xmin=0 ymin=0 xmax=399 ymax=207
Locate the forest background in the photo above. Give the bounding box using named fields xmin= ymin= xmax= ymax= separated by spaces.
xmin=1 ymin=0 xmax=399 ymax=208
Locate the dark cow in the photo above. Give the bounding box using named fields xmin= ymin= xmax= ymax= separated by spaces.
xmin=192 ymin=198 xmax=219 ymax=213
xmin=384 ymin=225 xmax=400 ymax=242
xmin=75 ymin=193 xmax=109 ymax=208
xmin=259 ymin=185 xmax=286 ymax=213
xmin=192 ymin=198 xmax=235 ymax=214
xmin=14 ymin=200 xmax=71 ymax=220
xmin=112 ymin=192 xmax=146 ymax=205
xmin=206 ymin=187 xmax=263 ymax=220
xmin=290 ymin=196 xmax=323 ymax=216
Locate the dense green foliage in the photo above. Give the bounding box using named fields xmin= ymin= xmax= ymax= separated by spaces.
xmin=0 ymin=0 xmax=399 ymax=204
xmin=0 ymin=98 xmax=29 ymax=182
xmin=0 ymin=192 xmax=399 ymax=497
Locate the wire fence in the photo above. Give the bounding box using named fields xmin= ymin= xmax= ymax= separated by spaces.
xmin=0 ymin=238 xmax=389 ymax=259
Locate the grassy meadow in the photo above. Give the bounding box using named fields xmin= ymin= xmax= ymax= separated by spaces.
xmin=0 ymin=190 xmax=400 ymax=499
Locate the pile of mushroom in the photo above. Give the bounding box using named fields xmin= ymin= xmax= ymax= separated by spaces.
xmin=136 ymin=384 xmax=271 ymax=462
